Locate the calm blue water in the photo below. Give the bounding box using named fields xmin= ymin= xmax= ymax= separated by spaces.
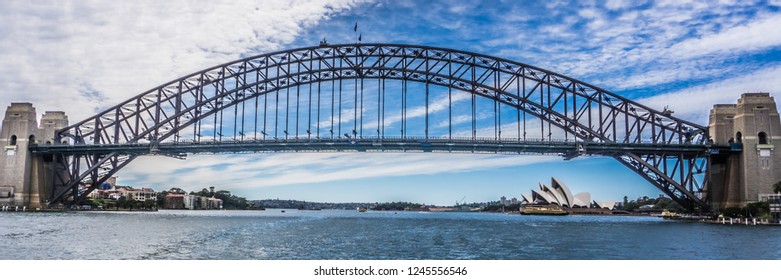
xmin=1 ymin=209 xmax=779 ymax=260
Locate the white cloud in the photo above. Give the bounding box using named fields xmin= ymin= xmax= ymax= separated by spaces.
xmin=435 ymin=113 xmax=477 ymax=128
xmin=668 ymin=14 xmax=781 ymax=59
xmin=0 ymin=0 xmax=368 ymax=122
xmin=487 ymin=1 xmax=778 ymax=91
xmin=638 ymin=63 xmax=781 ymax=124
xmin=359 ymin=91 xmax=471 ymax=130
xmin=598 ymin=63 xmax=724 ymax=90
xmin=121 ymin=152 xmax=558 ymax=191
xmin=604 ymin=0 xmax=637 ymax=10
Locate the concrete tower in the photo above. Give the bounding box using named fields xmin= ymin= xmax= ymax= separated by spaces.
xmin=708 ymin=93 xmax=781 ymax=209
xmin=0 ymin=103 xmax=68 ymax=208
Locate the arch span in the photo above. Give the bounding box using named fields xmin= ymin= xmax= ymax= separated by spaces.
xmin=34 ymin=43 xmax=711 ymax=210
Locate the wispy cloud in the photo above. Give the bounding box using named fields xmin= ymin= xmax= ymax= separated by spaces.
xmin=122 ymin=152 xmax=558 ymax=191
xmin=668 ymin=14 xmax=781 ymax=59
xmin=639 ymin=63 xmax=781 ymax=124
xmin=467 ymin=0 xmax=779 ymax=92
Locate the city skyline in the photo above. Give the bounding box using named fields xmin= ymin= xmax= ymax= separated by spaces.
xmin=109 ymin=160 xmax=641 ymax=206
xmin=2 ymin=1 xmax=781 ymax=205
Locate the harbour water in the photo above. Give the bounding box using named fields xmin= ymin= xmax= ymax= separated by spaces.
xmin=1 ymin=209 xmax=780 ymax=260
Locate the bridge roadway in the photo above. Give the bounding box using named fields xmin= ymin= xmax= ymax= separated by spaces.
xmin=30 ymin=137 xmax=719 ymax=157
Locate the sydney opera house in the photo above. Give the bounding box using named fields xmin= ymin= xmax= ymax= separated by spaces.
xmin=520 ymin=177 xmax=615 ymax=210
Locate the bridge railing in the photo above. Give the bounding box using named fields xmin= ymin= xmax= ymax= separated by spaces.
xmin=32 ymin=135 xmax=715 ymax=149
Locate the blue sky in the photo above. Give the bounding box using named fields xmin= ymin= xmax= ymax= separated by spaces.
xmin=2 ymin=0 xmax=781 ymax=205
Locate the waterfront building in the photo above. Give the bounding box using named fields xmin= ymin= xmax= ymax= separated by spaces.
xmin=187 ymin=194 xmax=220 ymax=210
xmin=117 ymin=187 xmax=157 ymax=202
xmin=767 ymin=194 xmax=781 ymax=220
xmin=163 ymin=193 xmax=185 ymax=209
xmin=207 ymin=197 xmax=223 ymax=209
xmin=593 ymin=201 xmax=616 ymax=209
xmin=521 ymin=177 xmax=590 ymax=208
xmin=165 ymin=194 xmax=222 ymax=210
xmin=106 ymin=191 xmax=122 ymax=200
xmin=87 ymin=188 xmax=102 ymax=200
xmin=183 ymin=194 xmax=195 ymax=209
xmin=198 ymin=196 xmax=208 ymax=209
xmin=639 ymin=204 xmax=655 ymax=210
xmin=635 ymin=204 xmax=662 ymax=214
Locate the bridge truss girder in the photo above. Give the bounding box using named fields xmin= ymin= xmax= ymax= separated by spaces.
xmin=49 ymin=153 xmax=135 ymax=206
xmin=38 ymin=139 xmax=712 ymax=210
xmin=615 ymin=152 xmax=709 ymax=211
xmin=43 ymin=43 xmax=712 ymax=210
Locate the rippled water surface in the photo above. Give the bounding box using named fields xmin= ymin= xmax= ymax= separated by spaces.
xmin=1 ymin=210 xmax=780 ymax=260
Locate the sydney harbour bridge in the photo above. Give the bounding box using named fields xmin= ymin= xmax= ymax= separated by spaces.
xmin=5 ymin=43 xmax=773 ymax=211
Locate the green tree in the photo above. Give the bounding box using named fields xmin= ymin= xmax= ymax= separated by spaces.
xmin=744 ymin=201 xmax=769 ymax=218
xmin=116 ymin=197 xmax=137 ymax=210
xmin=197 ymin=188 xmax=211 ymax=197
xmin=157 ymin=190 xmax=168 ymax=208
xmin=104 ymin=200 xmax=116 ymax=210
xmin=142 ymin=200 xmax=157 ymax=210
xmin=371 ymin=201 xmax=424 ymax=211
xmin=619 ymin=200 xmax=641 ymax=212
xmin=773 ymin=181 xmax=781 ymax=194
xmin=722 ymin=207 xmax=742 ymax=218
xmin=116 ymin=197 xmax=127 ymax=210
xmin=663 ymin=201 xmax=684 ymax=211
xmin=214 ymin=190 xmax=231 ymax=199
xmin=481 ymin=203 xmax=521 ymax=212
xmin=212 ymin=190 xmax=249 ymax=210
xmin=84 ymin=199 xmax=101 ymax=208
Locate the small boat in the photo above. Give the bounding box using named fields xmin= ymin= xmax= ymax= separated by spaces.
xmin=358 ymin=207 xmax=367 ymax=212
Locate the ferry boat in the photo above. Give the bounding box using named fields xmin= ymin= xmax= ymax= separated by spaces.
xmin=520 ymin=204 xmax=568 ymax=215
xmin=660 ymin=210 xmax=680 ymax=218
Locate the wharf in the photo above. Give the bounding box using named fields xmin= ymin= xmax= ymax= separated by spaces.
xmin=664 ymin=216 xmax=781 ymax=226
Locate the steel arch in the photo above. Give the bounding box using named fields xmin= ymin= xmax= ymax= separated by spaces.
xmin=41 ymin=43 xmax=712 ymax=210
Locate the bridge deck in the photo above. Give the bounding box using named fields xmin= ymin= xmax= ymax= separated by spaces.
xmin=31 ymin=138 xmax=717 ymax=157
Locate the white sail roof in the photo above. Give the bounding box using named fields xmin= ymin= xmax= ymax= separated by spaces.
xmin=522 ymin=179 xmax=593 ymax=208
xmin=551 ymin=177 xmax=576 ymax=208
xmin=531 ymin=189 xmax=557 ymax=205
xmin=540 ymin=183 xmax=567 ymax=207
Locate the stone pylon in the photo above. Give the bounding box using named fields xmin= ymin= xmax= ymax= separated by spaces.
xmin=708 ymin=93 xmax=781 ymax=209
xmin=0 ymin=103 xmax=68 ymax=208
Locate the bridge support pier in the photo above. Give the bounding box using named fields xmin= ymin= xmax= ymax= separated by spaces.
xmin=707 ymin=152 xmax=743 ymax=209
xmin=0 ymin=103 xmax=68 ymax=208
xmin=708 ymin=93 xmax=781 ymax=210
